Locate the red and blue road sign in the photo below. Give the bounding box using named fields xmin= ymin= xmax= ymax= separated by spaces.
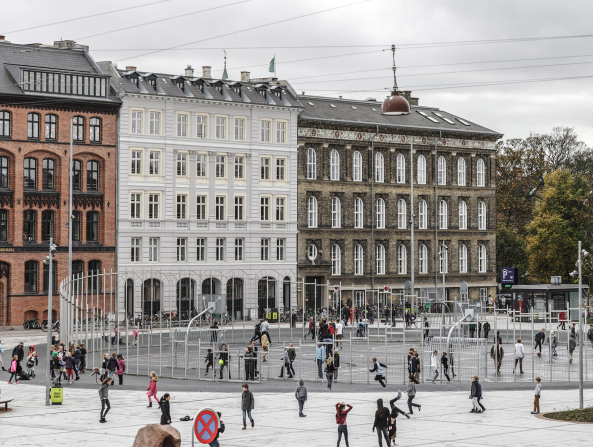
xmin=193 ymin=408 xmax=219 ymax=444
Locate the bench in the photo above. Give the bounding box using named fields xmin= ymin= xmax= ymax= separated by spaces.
xmin=0 ymin=396 xmax=14 ymax=411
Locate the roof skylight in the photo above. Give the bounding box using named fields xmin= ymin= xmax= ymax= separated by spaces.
xmin=433 ymin=112 xmax=455 ymax=125
xmin=417 ymin=110 xmax=439 ymax=123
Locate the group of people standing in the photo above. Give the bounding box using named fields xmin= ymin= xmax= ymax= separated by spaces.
xmin=3 ymin=341 xmax=38 ymax=384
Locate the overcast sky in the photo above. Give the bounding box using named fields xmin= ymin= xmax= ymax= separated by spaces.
xmin=3 ymin=0 xmax=593 ymax=143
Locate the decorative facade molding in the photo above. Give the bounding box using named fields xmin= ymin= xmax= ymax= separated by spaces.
xmin=0 ymin=191 xmax=14 ymax=208
xmin=73 ymin=192 xmax=104 ymax=210
xmin=23 ymin=191 xmax=60 ymax=208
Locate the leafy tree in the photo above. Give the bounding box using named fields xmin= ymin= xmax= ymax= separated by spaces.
xmin=496 ymin=226 xmax=528 ymax=283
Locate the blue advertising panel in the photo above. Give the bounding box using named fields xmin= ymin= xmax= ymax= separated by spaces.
xmin=500 ymin=267 xmax=517 ymax=285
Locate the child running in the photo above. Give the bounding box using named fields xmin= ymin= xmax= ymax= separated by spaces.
xmin=146 ymin=371 xmax=159 ymax=407
xmin=369 ymin=357 xmax=388 ymax=387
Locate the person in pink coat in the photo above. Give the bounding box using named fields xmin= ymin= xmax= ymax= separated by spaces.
xmin=116 ymin=354 xmax=126 ymax=385
xmin=146 ymin=371 xmax=159 ymax=407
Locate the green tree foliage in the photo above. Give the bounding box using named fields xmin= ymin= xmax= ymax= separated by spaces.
xmin=496 ymin=226 xmax=528 ymax=279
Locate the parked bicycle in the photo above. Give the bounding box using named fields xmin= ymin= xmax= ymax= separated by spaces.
xmin=23 ymin=317 xmax=41 ymax=329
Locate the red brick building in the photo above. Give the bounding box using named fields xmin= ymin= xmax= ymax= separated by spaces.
xmin=0 ymin=38 xmax=120 ymax=325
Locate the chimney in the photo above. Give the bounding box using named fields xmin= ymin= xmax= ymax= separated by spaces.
xmin=185 ymin=65 xmax=194 ymax=77
xmin=202 ymin=66 xmax=212 ymax=79
xmin=240 ymin=71 xmax=250 ymax=82
xmin=125 ymin=66 xmax=137 ymax=72
xmin=401 ymin=90 xmax=412 ymax=102
xmin=0 ymin=36 xmax=6 ymax=42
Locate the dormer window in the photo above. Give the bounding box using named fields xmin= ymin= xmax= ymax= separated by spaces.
xmin=255 ymin=85 xmax=268 ymax=97
xmin=271 ymin=86 xmax=283 ymax=98
xmin=230 ymin=82 xmax=242 ymax=96
xmin=211 ymin=80 xmax=225 ymax=95
xmin=192 ymin=78 xmax=207 ymax=93
xmin=144 ymin=74 xmax=157 ymax=89
xmin=130 ymin=77 xmax=139 ymax=87
xmin=173 ymin=77 xmax=185 ymax=93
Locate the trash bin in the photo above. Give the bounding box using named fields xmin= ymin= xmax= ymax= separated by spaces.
xmin=50 ymin=386 xmax=63 ymax=405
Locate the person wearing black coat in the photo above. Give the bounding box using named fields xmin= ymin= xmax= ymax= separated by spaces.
xmin=209 ymin=411 xmax=224 ymax=447
xmin=160 ymin=394 xmax=171 ymax=425
xmin=470 ymin=375 xmax=486 ymax=413
xmin=12 ymin=343 xmax=24 ymax=363
xmin=372 ymin=398 xmax=391 ymax=447
xmin=388 ymin=393 xmax=410 ymax=444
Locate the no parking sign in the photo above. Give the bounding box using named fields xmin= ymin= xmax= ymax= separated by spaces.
xmin=192 ymin=408 xmax=219 ymax=445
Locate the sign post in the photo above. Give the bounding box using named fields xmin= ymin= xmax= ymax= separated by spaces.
xmin=192 ymin=408 xmax=219 ymax=445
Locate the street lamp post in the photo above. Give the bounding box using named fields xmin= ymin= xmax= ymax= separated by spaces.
xmin=45 ymin=238 xmax=57 ymax=406
xmin=572 ymin=240 xmax=589 ymax=410
xmin=439 ymin=241 xmax=448 ymax=304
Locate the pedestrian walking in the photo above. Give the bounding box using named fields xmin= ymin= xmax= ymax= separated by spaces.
xmin=219 ymin=344 xmax=230 ymax=379
xmin=531 ymin=377 xmax=542 ymax=414
xmin=244 ymin=346 xmax=255 ymax=381
xmin=107 ymin=352 xmax=118 ymax=381
xmin=569 ymin=333 xmax=577 ymax=363
xmin=8 ymin=355 xmax=19 ymax=384
xmin=146 ymin=371 xmax=159 ymax=407
xmin=483 ymin=321 xmax=491 ymax=340
xmin=205 ymin=348 xmax=214 ymax=376
xmin=133 ymin=328 xmax=139 ymax=347
xmin=0 ymin=339 xmax=5 ymax=371
xmin=209 ymin=412 xmax=224 ymax=447
xmin=430 ymin=350 xmax=439 ymax=383
xmin=405 ymin=376 xmax=421 ymax=414
xmin=549 ymin=331 xmax=558 ymax=357
xmin=372 ymin=398 xmax=391 ymax=447
xmin=26 ymin=345 xmax=38 ymax=378
xmin=494 ymin=330 xmax=502 ymax=345
xmin=305 ymin=317 xmax=315 ymax=340
xmin=241 ymin=383 xmax=255 ymax=429
xmin=423 ymin=317 xmax=429 ymax=341
xmin=336 ymin=402 xmax=352 ymax=447
xmin=326 ymin=356 xmax=335 ymax=390
xmin=260 ymin=318 xmax=272 ymax=344
xmin=490 ymin=341 xmax=504 ymax=374
xmin=534 ymin=328 xmax=545 ymax=357
xmin=261 ymin=333 xmax=269 ymax=363
xmin=369 ymin=357 xmax=387 ymax=387
xmin=116 ymin=354 xmax=126 ymax=385
xmin=440 ymin=352 xmax=451 ymax=382
xmin=389 ymin=392 xmax=410 ymax=446
xmin=335 ymin=319 xmax=344 ymax=348
xmin=279 ymin=347 xmax=293 ymax=378
xmin=513 ymin=338 xmax=525 ymax=374
xmin=334 ymin=349 xmax=340 ymax=381
xmin=99 ymin=377 xmax=111 ymax=423
xmin=470 ymin=375 xmax=485 ymax=413
xmin=315 ymin=343 xmax=325 ymax=379
xmin=412 ymin=352 xmax=420 ymax=383
xmin=250 ymin=320 xmax=262 ymax=344
xmin=287 ymin=343 xmax=296 ymax=377
xmin=159 ymin=393 xmax=171 ymax=425
xmin=295 ymin=379 xmax=307 ymax=417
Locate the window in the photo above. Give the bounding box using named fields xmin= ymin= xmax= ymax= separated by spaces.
xmin=43 ymin=261 xmax=57 ymax=294
xmin=234 ymin=117 xmax=245 ymax=141
xmin=149 ymin=110 xmax=161 ymax=135
xmin=417 ymin=155 xmax=427 ymax=184
xmin=196 ymin=238 xmax=206 ymax=261
xmin=27 ymin=113 xmax=40 ymax=138
xmin=477 ymin=158 xmax=485 ymax=187
xmin=276 ymin=238 xmax=285 ymax=261
xmin=215 ymin=116 xmax=227 ymax=139
xmin=149 ymin=151 xmax=160 ymax=175
xmin=331 ymin=244 xmax=342 ymax=275
xmin=307 ymin=196 xmax=318 ymax=228
xmin=24 ymin=261 xmax=38 ymax=293
xmin=196 ymin=195 xmax=207 ymax=220
xmin=24 ymin=157 xmax=36 ymax=189
xmin=177 ymin=238 xmax=187 ymax=261
xmin=176 ymin=194 xmax=187 ymax=219
xmin=354 ymin=244 xmax=364 ymax=275
xmin=72 ymin=116 xmax=84 ymax=141
xmin=72 ymin=211 xmax=81 ymax=242
xmin=330 ymin=149 xmax=340 ymax=180
xmin=196 ymin=154 xmax=206 ymax=178
xmin=418 ymin=199 xmax=427 ymax=229
xmin=457 ymin=158 xmax=466 ymax=186
xmin=260 ymin=119 xmax=271 ymax=142
xmin=354 ymin=197 xmax=363 ymax=229
xmin=89 ymin=117 xmax=101 ymax=142
xmin=478 ymin=201 xmax=487 ymax=230
xmin=306 ymin=148 xmax=317 ymax=179
xmin=216 ymin=238 xmax=225 ymax=261
xmin=397 ymin=199 xmax=407 ymax=229
xmin=478 ymin=244 xmax=487 ymax=273
xmin=0 ymin=210 xmax=7 ymax=241
xmin=459 ymin=244 xmax=468 ymax=273
xmin=176 ymin=153 xmax=187 ymax=176
xmin=276 ymin=158 xmax=286 ymax=181
xmin=149 ymin=237 xmax=159 ymax=262
xmin=87 ymin=160 xmax=99 ymax=191
xmin=376 ymin=198 xmax=385 ymax=229
xmin=376 ymin=244 xmax=386 ymax=275
xmin=0 ymin=111 xmax=10 ymax=137
xmin=275 ymin=197 xmax=285 ymax=221
xmin=260 ymin=157 xmax=271 ymax=180
xmin=177 ymin=114 xmax=188 ymax=137
xmin=260 ymin=238 xmax=270 ymax=261
xmin=148 ymin=194 xmax=160 ymax=219
xmin=130 ymin=193 xmax=141 ymax=219
xmin=86 ymin=211 xmax=99 ymax=242
xmin=260 ymin=196 xmax=270 ymax=221
xmin=23 ymin=210 xmax=36 ymax=241
xmin=235 ymin=238 xmax=244 ymax=261
xmin=419 ymin=244 xmax=428 ymax=274
xmin=131 ymin=110 xmax=143 ymax=134
xmin=396 ymin=153 xmax=406 ymax=183
xmin=215 ymin=196 xmax=225 ymax=221
xmin=72 ymin=160 xmax=81 ymax=190
xmin=459 ymin=200 xmax=467 ymax=230
xmin=196 ymin=115 xmax=208 ymax=139
xmin=131 ymin=238 xmax=141 ymax=262
xmin=131 ymin=150 xmax=142 ymax=175
xmin=235 ymin=156 xmax=244 ymax=179
xmin=41 ymin=158 xmax=55 ymax=190
xmin=352 ymin=151 xmax=362 ymax=181
xmin=41 ymin=210 xmax=54 ymax=241
xmin=397 ymin=245 xmax=407 ymax=274
xmin=215 ymin=155 xmax=226 ymax=178
xmin=88 ymin=260 xmax=101 ymax=292
xmin=45 ymin=114 xmax=57 ymax=139
xmin=439 ymin=200 xmax=448 ymax=229
xmin=375 ymin=152 xmax=385 ymax=183
xmin=235 ymin=196 xmax=245 ymax=220
xmin=331 ymin=196 xmax=341 ymax=228
xmin=307 ymin=244 xmax=318 ymax=261
xmin=439 ymin=245 xmax=448 ymax=274
xmin=437 ymin=156 xmax=446 ymax=185
xmin=276 ymin=121 xmax=287 ymax=144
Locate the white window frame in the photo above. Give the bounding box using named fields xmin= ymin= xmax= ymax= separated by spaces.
xmin=131 ymin=237 xmax=141 ymax=262
xmin=260 ymin=238 xmax=270 ymax=261
xmin=130 ymin=192 xmax=142 ymax=219
xmin=352 ymin=151 xmax=362 ymax=182
xmin=260 ymin=196 xmax=270 ymax=221
xmin=397 ymin=198 xmax=407 ymax=229
xmin=440 ymin=246 xmax=448 ymax=274
xmin=459 ymin=200 xmax=467 ymax=230
xmin=215 ymin=195 xmax=226 ymax=221
xmin=307 ymin=196 xmax=318 ymax=228
xmin=306 ymin=148 xmax=317 ymax=179
xmin=234 ymin=155 xmax=245 ymax=180
xmin=215 ymin=115 xmax=227 ymax=140
xmin=478 ymin=244 xmax=487 ymax=273
xmin=196 ymin=114 xmax=208 ymax=139
xmin=419 ymin=244 xmax=428 ymax=274
xmin=330 ymin=149 xmax=340 ymax=181
xmin=130 ymin=149 xmax=142 ymax=175
xmin=331 ymin=196 xmax=341 ymax=229
xmin=276 ymin=238 xmax=285 ymax=261
xmin=177 ymin=237 xmax=187 ymax=261
xmin=260 ymin=157 xmax=271 ymax=180
xmin=260 ymin=119 xmax=272 ymax=142
xmin=196 ymin=238 xmax=206 ymax=261
xmin=148 ymin=110 xmax=161 ymax=136
xmin=418 ymin=199 xmax=427 ymax=229
xmin=276 ymin=120 xmax=287 ymax=144
xmin=276 ymin=157 xmax=286 ymax=181
xmin=376 ymin=198 xmax=385 ymax=229
xmin=148 ymin=193 xmax=160 ymax=219
xmin=478 ymin=201 xmax=487 ymax=230
xmin=234 ymin=196 xmax=245 ymax=221
xmin=331 ymin=244 xmax=342 ymax=276
xmin=437 ymin=156 xmax=446 ymax=185
xmin=196 ymin=195 xmax=207 ymax=220
xmin=397 ymin=245 xmax=407 ymax=274
xmin=215 ymin=154 xmax=226 ymax=179
xmin=354 ymin=244 xmax=364 ymax=276
xmin=196 ymin=153 xmax=207 ymax=178
xmin=477 ymin=158 xmax=485 ymax=187
xmin=417 ymin=155 xmax=427 ymax=184
xmin=235 ymin=238 xmax=244 ymax=261
xmin=459 ymin=244 xmax=468 ymax=273
xmin=130 ymin=109 xmax=143 ymax=134
xmin=234 ymin=117 xmax=245 ymax=141
xmin=275 ymin=196 xmax=285 ymax=221
xmin=396 ymin=153 xmax=406 ymax=183
xmin=439 ymin=200 xmax=448 ymax=230
xmin=148 ymin=237 xmax=159 ymax=262
xmin=354 ymin=197 xmax=363 ymax=229
xmin=375 ymin=152 xmax=384 ymax=183
xmin=176 ymin=194 xmax=187 ymax=220
xmin=177 ymin=113 xmax=188 ymax=137
xmin=216 ymin=238 xmax=225 ymax=261
xmin=176 ymin=152 xmax=187 ymax=177
xmin=149 ymin=150 xmax=160 ymax=175
xmin=457 ymin=157 xmax=466 ymax=186
xmin=376 ymin=244 xmax=386 ymax=275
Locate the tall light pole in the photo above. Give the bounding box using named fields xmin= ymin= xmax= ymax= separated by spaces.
xmin=439 ymin=241 xmax=447 ymax=304
xmin=45 ymin=238 xmax=57 ymax=406
xmin=572 ymin=240 xmax=589 ymax=409
xmin=410 ymin=143 xmax=415 ymax=311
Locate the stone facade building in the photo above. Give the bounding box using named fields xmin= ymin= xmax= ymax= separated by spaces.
xmin=297 ymin=95 xmax=502 ymax=309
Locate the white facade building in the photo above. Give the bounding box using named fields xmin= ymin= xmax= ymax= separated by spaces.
xmin=103 ymin=63 xmax=301 ymax=320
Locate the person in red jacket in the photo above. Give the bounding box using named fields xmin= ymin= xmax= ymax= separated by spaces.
xmin=336 ymin=401 xmax=353 ymax=447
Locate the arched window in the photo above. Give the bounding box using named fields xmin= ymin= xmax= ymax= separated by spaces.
xmin=125 ymin=279 xmax=134 ymax=318
xmin=459 ymin=244 xmax=468 ymax=273
xmin=202 ymin=278 xmax=217 ymax=294
xmin=142 ymin=279 xmax=161 ymax=316
xmin=354 ymin=197 xmax=363 ymax=229
xmin=86 ymin=211 xmax=99 ymax=242
xmin=42 ymin=158 xmax=55 ymax=190
xmin=457 ymin=157 xmax=466 ymax=186
xmin=87 ymin=160 xmax=99 ymax=191
xmin=396 ymin=153 xmax=405 ymax=183
xmin=331 ymin=196 xmax=341 ymax=228
xmin=478 ymin=244 xmax=487 ymax=273
xmin=306 ymin=148 xmax=316 ymax=179
xmin=45 ymin=114 xmax=57 ymax=139
xmin=439 ymin=246 xmax=448 ymax=274
xmin=257 ymin=277 xmax=276 ymax=318
xmin=176 ymin=278 xmax=195 ymax=315
xmin=307 ymin=196 xmax=318 ymax=228
xmin=397 ymin=198 xmax=407 ymax=229
xmin=354 ymin=244 xmax=364 ymax=275
xmin=376 ymin=244 xmax=386 ymax=275
xmin=418 ymin=199 xmax=427 ymax=229
xmin=307 ymin=243 xmax=318 ymax=262
xmin=419 ymin=244 xmax=428 ymax=274
xmin=458 ymin=200 xmax=467 ymax=230
xmin=24 ymin=260 xmax=38 ymax=293
xmin=352 ymin=151 xmax=362 ymax=181
xmin=330 ymin=149 xmax=340 ymax=180
xmin=478 ymin=201 xmax=487 ymax=230
xmin=27 ymin=113 xmax=40 ymax=139
xmin=398 ymin=245 xmax=407 ymax=274
xmin=439 ymin=200 xmax=448 ymax=229
xmin=375 ymin=152 xmax=384 ymax=183
xmin=417 ymin=155 xmax=427 ymax=184
xmin=376 ymin=198 xmax=385 ymax=229
xmin=331 ymin=244 xmax=342 ymax=276
xmin=477 ymin=158 xmax=485 ymax=187
xmin=227 ymin=278 xmax=244 ymax=319
xmin=24 ymin=157 xmax=36 ymax=189
xmin=437 ymin=156 xmax=446 ymax=185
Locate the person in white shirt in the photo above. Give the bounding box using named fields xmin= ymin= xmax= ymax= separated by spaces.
xmin=513 ymin=338 xmax=525 ymax=374
xmin=430 ymin=349 xmax=439 ymax=383
xmin=335 ymin=321 xmax=344 ymax=348
xmin=260 ymin=318 xmax=271 ymax=344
